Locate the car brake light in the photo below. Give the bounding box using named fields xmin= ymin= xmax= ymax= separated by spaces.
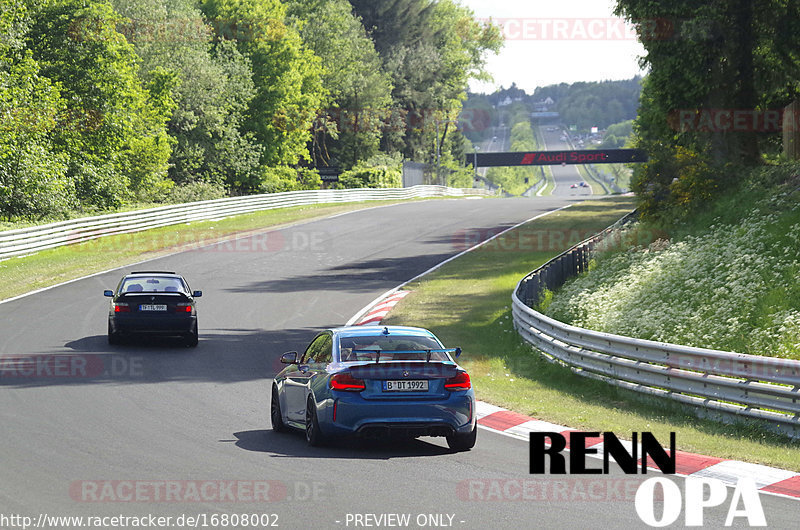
xmin=445 ymin=371 xmax=471 ymax=390
xmin=330 ymin=373 xmax=366 ymax=391
xmin=114 ymin=303 xmax=130 ymax=313
xmin=176 ymin=303 xmax=192 ymax=313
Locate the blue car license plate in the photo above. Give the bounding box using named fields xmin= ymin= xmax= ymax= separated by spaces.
xmin=383 ymin=380 xmax=428 ymax=392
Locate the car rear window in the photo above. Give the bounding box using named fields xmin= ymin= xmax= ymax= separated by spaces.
xmin=121 ymin=277 xmax=186 ymax=294
xmin=338 ymin=335 xmax=449 ymax=362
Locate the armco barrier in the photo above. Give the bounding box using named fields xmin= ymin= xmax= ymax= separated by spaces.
xmin=0 ymin=186 xmax=493 ymax=260
xmin=512 ymin=213 xmax=800 ymax=438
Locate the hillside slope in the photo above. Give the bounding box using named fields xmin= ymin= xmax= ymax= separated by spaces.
xmin=545 ymin=165 xmax=800 ymax=359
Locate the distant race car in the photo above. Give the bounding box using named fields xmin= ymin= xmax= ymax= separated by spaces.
xmin=271 ymin=325 xmax=477 ymax=451
xmin=579 ymin=182 xmax=589 ymax=188
xmin=104 ymin=271 xmax=202 ymax=347
xmin=570 ymin=183 xmax=578 ymax=189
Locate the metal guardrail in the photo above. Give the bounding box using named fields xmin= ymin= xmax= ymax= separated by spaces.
xmin=0 ymin=186 xmax=493 ymax=260
xmin=512 ymin=212 xmax=800 ymax=438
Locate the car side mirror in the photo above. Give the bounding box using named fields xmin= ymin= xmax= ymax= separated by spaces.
xmin=454 ymin=347 xmax=462 ymax=358
xmin=104 ymin=290 xmax=114 ymax=297
xmin=280 ymin=351 xmax=298 ymax=364
xmin=192 ymin=290 xmax=203 ymax=298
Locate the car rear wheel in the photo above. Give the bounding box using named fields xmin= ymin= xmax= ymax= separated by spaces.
xmin=446 ymin=424 xmax=477 ymax=452
xmin=184 ymin=322 xmax=198 ymax=347
xmin=270 ymin=384 xmax=286 ymax=432
xmin=305 ymin=397 xmax=326 ymax=447
xmin=107 ymin=322 xmax=120 ymax=345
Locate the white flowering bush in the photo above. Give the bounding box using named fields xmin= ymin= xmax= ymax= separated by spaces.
xmin=546 ymin=200 xmax=800 ymax=359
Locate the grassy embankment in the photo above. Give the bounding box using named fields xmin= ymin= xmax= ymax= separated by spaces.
xmin=383 ymin=196 xmax=800 ymax=470
xmin=546 ymin=168 xmax=800 ymax=360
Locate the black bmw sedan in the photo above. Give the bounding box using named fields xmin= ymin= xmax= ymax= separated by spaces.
xmin=105 ymin=271 xmax=202 ymax=347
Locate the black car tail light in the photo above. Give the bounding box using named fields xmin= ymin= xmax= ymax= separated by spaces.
xmin=330 ymin=373 xmax=366 ymax=391
xmin=445 ymin=371 xmax=471 ymax=391
xmin=114 ymin=303 xmax=131 ymax=313
xmin=175 ymin=303 xmax=192 ymax=313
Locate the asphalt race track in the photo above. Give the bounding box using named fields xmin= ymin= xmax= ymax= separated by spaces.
xmin=538 ymin=127 xmax=593 ymax=197
xmin=0 ymin=199 xmax=796 ymax=529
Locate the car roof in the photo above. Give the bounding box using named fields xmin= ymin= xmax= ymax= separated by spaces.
xmin=125 ymin=271 xmax=182 ymax=278
xmin=332 ymin=326 xmax=437 ymax=339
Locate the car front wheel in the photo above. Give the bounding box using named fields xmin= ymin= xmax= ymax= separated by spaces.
xmin=271 ymin=384 xmax=286 ymax=432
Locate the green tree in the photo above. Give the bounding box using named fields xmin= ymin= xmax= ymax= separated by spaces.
xmin=547 ymin=78 xmax=641 ymax=131
xmin=286 ymin=0 xmax=393 ymax=170
xmin=27 ymin=0 xmax=175 ymax=207
xmin=111 ymin=0 xmax=262 ymax=192
xmin=615 ymin=0 xmax=800 ymax=220
xmin=0 ymin=0 xmax=72 ymax=219
xmin=349 ymin=0 xmax=501 ymax=163
xmin=200 ymin=0 xmax=326 ymax=173
xmin=338 ymin=152 xmax=402 ymax=188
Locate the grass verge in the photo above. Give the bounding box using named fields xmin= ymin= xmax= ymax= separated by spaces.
xmin=537 ymin=168 xmax=556 ymax=196
xmin=576 ymin=164 xmax=610 ymax=195
xmin=0 ymin=200 xmax=413 ymax=302
xmin=382 ymin=196 xmax=800 ymax=471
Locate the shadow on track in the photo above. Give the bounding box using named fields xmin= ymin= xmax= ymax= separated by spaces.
xmin=232 ymin=429 xmax=454 ymax=460
xmin=0 ymin=328 xmax=318 ymax=388
xmin=223 ymin=253 xmax=452 ymax=294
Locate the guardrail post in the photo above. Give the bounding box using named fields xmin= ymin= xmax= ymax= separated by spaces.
xmin=784 ymin=100 xmax=800 ymax=160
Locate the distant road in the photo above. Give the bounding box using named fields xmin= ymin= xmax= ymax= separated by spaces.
xmin=477 ymin=121 xmax=593 ymax=198
xmin=472 ymin=122 xmax=509 ymax=191
xmin=537 ymin=125 xmax=592 ymax=197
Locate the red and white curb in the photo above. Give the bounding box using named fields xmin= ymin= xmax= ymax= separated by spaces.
xmin=355 ymin=290 xmax=411 ymax=326
xmin=349 ymin=290 xmax=411 ymax=326
xmin=475 ymin=401 xmax=800 ymax=500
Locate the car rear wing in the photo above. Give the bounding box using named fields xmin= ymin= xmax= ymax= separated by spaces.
xmin=351 ymin=348 xmax=462 ymax=363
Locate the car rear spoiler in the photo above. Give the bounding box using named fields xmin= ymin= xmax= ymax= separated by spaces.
xmin=352 ymin=348 xmax=462 ymax=363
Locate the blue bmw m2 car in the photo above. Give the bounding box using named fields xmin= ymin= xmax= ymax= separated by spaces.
xmin=271 ymin=326 xmax=477 ymax=451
